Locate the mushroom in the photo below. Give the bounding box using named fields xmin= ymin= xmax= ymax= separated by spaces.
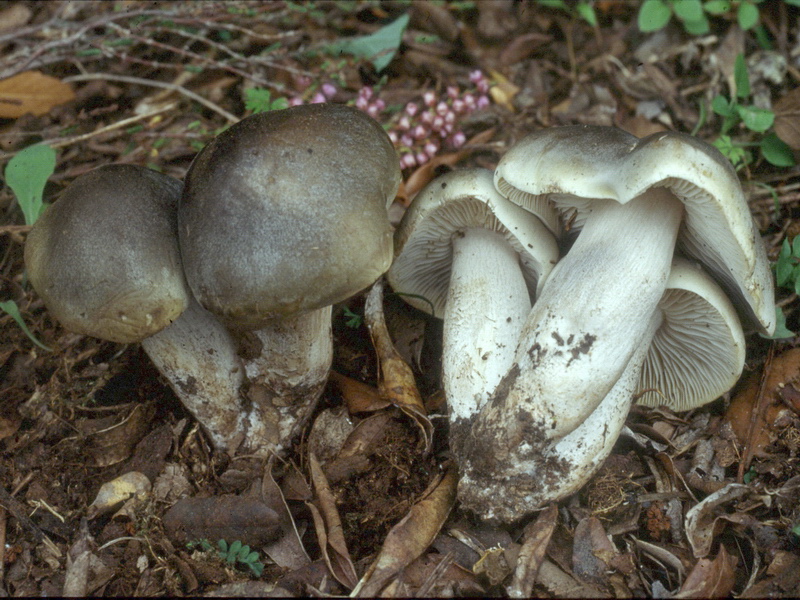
xmin=456 ymin=126 xmax=775 ymax=521
xmin=387 ymin=168 xmax=558 ymax=423
xmin=24 ymin=164 xmax=248 ymax=454
xmin=178 ymin=103 xmax=401 ymax=451
xmin=457 ymin=258 xmax=747 ymax=520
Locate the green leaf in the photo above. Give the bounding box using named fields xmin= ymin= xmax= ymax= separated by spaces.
xmin=762 ymin=305 xmax=794 ymax=340
xmin=760 ymin=133 xmax=796 ymax=167
xmin=711 ymin=95 xmax=735 ymax=118
xmin=5 ymin=144 xmax=56 ymax=226
xmin=0 ymin=301 xmax=52 ymax=351
xmin=638 ymin=0 xmax=672 ymax=31
xmin=682 ymin=15 xmax=710 ymax=35
xmin=737 ymin=1 xmax=759 ymax=29
xmin=736 ymin=104 xmax=774 ymax=132
xmin=734 ymin=54 xmax=750 ymax=99
xmin=576 ymin=1 xmax=597 ymax=26
xmin=703 ymin=0 xmax=732 ymax=14
xmin=672 ymin=0 xmax=703 ymax=22
xmin=326 ymin=13 xmax=410 ymax=73
xmin=227 ymin=540 xmax=242 ymax=562
xmin=776 ymin=239 xmax=794 ymax=285
xmin=244 ymin=88 xmax=288 ymax=113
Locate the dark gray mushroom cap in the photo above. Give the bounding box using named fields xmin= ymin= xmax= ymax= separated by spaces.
xmin=24 ymin=165 xmax=188 ymax=344
xmin=179 ymin=104 xmax=401 ymax=330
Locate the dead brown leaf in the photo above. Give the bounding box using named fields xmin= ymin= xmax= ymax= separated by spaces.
xmin=724 ymin=347 xmax=800 ymax=459
xmin=353 ymin=463 xmax=458 ymax=597
xmin=364 ymin=280 xmax=433 ymax=451
xmin=774 ymin=87 xmax=800 ymax=149
xmin=676 ymin=545 xmax=737 ymax=598
xmin=0 ymin=71 xmax=76 ymax=118
xmin=327 ymin=371 xmax=391 ymax=414
xmin=306 ymin=453 xmax=358 ymax=590
xmin=509 ymin=504 xmax=558 ymax=598
xmin=83 ymin=402 xmax=156 ymax=467
xmin=685 ymin=483 xmax=751 ymax=558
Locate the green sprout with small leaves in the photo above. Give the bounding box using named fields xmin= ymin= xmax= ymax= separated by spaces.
xmin=2 ymin=143 xmax=56 ymax=351
xmin=244 ymin=88 xmax=289 ymax=114
xmin=536 ymin=0 xmax=598 ymax=27
xmin=187 ymin=539 xmax=264 ymax=577
xmin=639 ymin=0 xmax=766 ymax=36
xmin=708 ymin=54 xmax=794 ymax=169
xmin=342 ymin=306 xmax=363 ymax=329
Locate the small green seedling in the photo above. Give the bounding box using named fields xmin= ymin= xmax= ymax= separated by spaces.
xmin=710 ymin=54 xmax=795 ymax=168
xmin=638 ymin=0 xmax=769 ymax=36
xmin=775 ymin=236 xmax=800 ymax=295
xmin=342 ymin=306 xmax=362 ymax=329
xmin=535 ymin=0 xmax=598 ymax=26
xmin=188 ymin=539 xmax=264 ymax=577
xmin=244 ymin=88 xmax=289 ymax=114
xmin=2 ymin=143 xmax=56 ymax=351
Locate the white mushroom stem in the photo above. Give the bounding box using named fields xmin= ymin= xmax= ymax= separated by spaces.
xmin=458 ymin=314 xmax=659 ymax=521
xmin=141 ymin=297 xmax=248 ymax=455
xmin=239 ymin=306 xmax=333 ymax=453
xmin=443 ymin=227 xmax=532 ymax=422
xmin=473 ymin=188 xmax=684 ymax=452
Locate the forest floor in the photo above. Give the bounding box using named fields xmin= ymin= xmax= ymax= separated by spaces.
xmin=1 ymin=1 xmax=800 ymax=597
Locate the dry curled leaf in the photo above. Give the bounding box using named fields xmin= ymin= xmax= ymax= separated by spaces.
xmin=0 ymin=71 xmax=76 ymax=118
xmin=509 ymin=504 xmax=558 ymax=598
xmin=307 ymin=453 xmax=358 ymax=590
xmin=364 ymin=280 xmax=433 ymax=451
xmin=353 ymin=463 xmax=458 ymax=597
xmin=774 ymin=87 xmax=800 ymax=149
xmin=677 ymin=545 xmax=736 ymax=598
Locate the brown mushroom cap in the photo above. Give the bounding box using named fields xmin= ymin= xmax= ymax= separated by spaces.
xmin=24 ymin=165 xmax=188 ymax=344
xmin=179 ymin=104 xmax=401 ymax=330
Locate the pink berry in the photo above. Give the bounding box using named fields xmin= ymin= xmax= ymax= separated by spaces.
xmin=450 ymin=131 xmax=466 ymax=148
xmin=404 ymin=103 xmax=419 ymax=117
xmin=423 ymin=90 xmax=436 ymax=107
xmin=321 ymin=83 xmax=337 ymax=99
xmin=476 ymin=95 xmax=490 ymax=109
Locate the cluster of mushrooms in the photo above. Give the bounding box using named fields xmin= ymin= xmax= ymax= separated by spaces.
xmin=25 ymin=104 xmax=401 ymax=458
xmin=24 ymin=103 xmax=775 ymax=523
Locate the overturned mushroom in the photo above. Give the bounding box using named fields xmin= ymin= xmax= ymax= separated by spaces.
xmin=179 ymin=103 xmax=401 ymax=452
xmin=387 ymin=169 xmax=558 ymax=424
xmin=457 ymin=258 xmax=747 ymax=519
xmin=24 ymin=165 xmax=249 ymax=453
xmin=457 ymin=126 xmax=775 ymax=521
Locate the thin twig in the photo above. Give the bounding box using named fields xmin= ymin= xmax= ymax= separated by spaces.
xmin=0 ymin=105 xmax=178 ymax=163
xmin=62 ymin=73 xmax=239 ymax=124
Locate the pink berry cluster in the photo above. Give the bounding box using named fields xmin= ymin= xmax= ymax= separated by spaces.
xmin=287 ymin=70 xmax=492 ymax=170
xmin=366 ymin=70 xmax=492 ymax=170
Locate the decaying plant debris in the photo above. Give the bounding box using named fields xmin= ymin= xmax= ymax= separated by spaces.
xmin=1 ymin=1 xmax=800 ymax=596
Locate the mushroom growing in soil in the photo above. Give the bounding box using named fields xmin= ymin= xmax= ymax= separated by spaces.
xmin=179 ymin=103 xmax=401 ymax=451
xmin=24 ymin=165 xmax=249 ymax=454
xmin=454 ymin=126 xmax=775 ymax=522
xmin=387 ymin=169 xmax=558 ymax=424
